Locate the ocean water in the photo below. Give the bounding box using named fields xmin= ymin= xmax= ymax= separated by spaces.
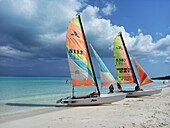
xmin=0 ymin=76 xmax=166 ymax=115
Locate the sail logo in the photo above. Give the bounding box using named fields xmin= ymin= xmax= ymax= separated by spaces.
xmin=91 ymin=99 xmax=97 ymax=102
xmin=117 ymin=68 xmax=131 ymax=73
xmin=69 ymin=49 xmax=83 ymax=55
xmin=116 ymin=46 xmax=123 ymax=50
xmin=115 ymin=58 xmax=126 ymax=65
xmin=119 ymin=76 xmax=132 ymax=82
xmin=71 ymin=31 xmax=80 ymax=38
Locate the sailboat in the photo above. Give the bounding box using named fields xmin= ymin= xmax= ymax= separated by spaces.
xmin=57 ymin=14 xmax=126 ymax=105
xmin=113 ymin=32 xmax=162 ymax=97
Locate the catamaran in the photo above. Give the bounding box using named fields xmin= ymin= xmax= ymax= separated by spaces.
xmin=57 ymin=14 xmax=126 ymax=105
xmin=113 ymin=32 xmax=162 ymax=97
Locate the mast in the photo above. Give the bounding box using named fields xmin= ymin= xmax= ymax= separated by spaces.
xmin=77 ymin=14 xmax=100 ymax=95
xmin=119 ymin=32 xmax=139 ymax=86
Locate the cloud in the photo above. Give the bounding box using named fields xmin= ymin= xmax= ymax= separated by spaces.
xmin=130 ymin=32 xmax=135 ymax=36
xmin=81 ymin=6 xmax=170 ymax=61
xmin=123 ymin=33 xmax=170 ymax=59
xmin=0 ymin=46 xmax=32 ymax=59
xmin=0 ymin=0 xmax=170 ymax=65
xmin=102 ymin=3 xmax=117 ymax=15
xmin=156 ymin=32 xmax=163 ymax=37
xmin=149 ymin=59 xmax=158 ymax=64
xmin=0 ymin=0 xmax=82 ymax=60
xmin=81 ymin=5 xmax=126 ymax=56
xmin=152 ymin=35 xmax=170 ymax=56
xmin=138 ymin=28 xmax=142 ymax=33
xmin=11 ymin=0 xmax=37 ymax=16
xmin=164 ymin=56 xmax=170 ymax=63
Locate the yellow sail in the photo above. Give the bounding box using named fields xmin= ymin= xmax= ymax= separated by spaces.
xmin=113 ymin=33 xmax=137 ymax=84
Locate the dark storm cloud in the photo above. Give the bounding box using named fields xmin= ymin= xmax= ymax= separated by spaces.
xmin=0 ymin=0 xmax=82 ymax=61
xmin=0 ymin=0 xmax=169 ymax=62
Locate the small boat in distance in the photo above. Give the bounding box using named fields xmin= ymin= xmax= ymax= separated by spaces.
xmin=113 ymin=32 xmax=162 ymax=97
xmin=57 ymin=14 xmax=126 ymax=105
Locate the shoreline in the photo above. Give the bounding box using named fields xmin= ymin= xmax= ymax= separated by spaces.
xmin=0 ymin=104 xmax=70 ymax=124
xmin=0 ymin=86 xmax=170 ymax=128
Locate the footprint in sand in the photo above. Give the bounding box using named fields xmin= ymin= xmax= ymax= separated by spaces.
xmin=132 ymin=123 xmax=136 ymax=127
xmin=137 ymin=99 xmax=144 ymax=101
xmin=123 ymin=103 xmax=129 ymax=106
xmin=58 ymin=117 xmax=64 ymax=120
xmin=80 ymin=118 xmax=90 ymax=122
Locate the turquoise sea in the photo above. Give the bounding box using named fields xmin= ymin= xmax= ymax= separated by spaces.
xmin=0 ymin=76 xmax=167 ymax=115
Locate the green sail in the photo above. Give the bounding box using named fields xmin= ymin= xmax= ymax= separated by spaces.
xmin=113 ymin=34 xmax=137 ymax=84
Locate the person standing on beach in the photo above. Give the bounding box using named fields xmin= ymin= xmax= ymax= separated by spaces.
xmin=135 ymin=85 xmax=142 ymax=91
xmin=109 ymin=84 xmax=114 ymax=93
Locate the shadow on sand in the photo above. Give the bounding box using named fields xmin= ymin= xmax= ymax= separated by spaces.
xmin=5 ymin=103 xmax=66 ymax=107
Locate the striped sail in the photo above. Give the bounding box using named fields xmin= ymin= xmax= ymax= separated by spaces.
xmin=131 ymin=55 xmax=153 ymax=86
xmin=90 ymin=44 xmax=116 ymax=86
xmin=113 ymin=33 xmax=137 ymax=84
xmin=66 ymin=17 xmax=95 ymax=86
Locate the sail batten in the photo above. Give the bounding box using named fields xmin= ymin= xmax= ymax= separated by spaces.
xmin=113 ymin=33 xmax=137 ymax=84
xmin=131 ymin=55 xmax=153 ymax=86
xmin=90 ymin=44 xmax=116 ymax=87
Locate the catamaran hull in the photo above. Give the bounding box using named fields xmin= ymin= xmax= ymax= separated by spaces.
xmin=124 ymin=88 xmax=162 ymax=97
xmin=59 ymin=93 xmax=126 ymax=106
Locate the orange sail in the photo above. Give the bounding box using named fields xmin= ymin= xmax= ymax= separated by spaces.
xmin=66 ymin=17 xmax=95 ymax=87
xmin=131 ymin=55 xmax=153 ymax=86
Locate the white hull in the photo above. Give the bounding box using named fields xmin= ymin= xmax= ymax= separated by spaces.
xmin=124 ymin=88 xmax=162 ymax=97
xmin=59 ymin=93 xmax=126 ymax=106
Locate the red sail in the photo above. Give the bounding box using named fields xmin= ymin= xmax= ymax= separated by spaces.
xmin=131 ymin=55 xmax=153 ymax=86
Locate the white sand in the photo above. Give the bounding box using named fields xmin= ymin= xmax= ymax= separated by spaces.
xmin=0 ymin=87 xmax=170 ymax=128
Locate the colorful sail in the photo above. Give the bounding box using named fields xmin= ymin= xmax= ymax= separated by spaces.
xmin=90 ymin=44 xmax=116 ymax=86
xmin=113 ymin=33 xmax=137 ymax=84
xmin=131 ymin=55 xmax=153 ymax=86
xmin=66 ymin=17 xmax=95 ymax=86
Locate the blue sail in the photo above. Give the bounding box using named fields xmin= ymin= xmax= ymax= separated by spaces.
xmin=90 ymin=44 xmax=116 ymax=86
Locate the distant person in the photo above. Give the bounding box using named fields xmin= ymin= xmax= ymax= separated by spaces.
xmin=135 ymin=85 xmax=142 ymax=91
xmin=163 ymin=81 xmax=165 ymax=84
xmin=109 ymin=84 xmax=114 ymax=93
xmin=66 ymin=80 xmax=68 ymax=84
xmin=117 ymin=82 xmax=122 ymax=91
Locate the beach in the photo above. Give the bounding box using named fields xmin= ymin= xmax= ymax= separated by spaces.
xmin=0 ymin=86 xmax=169 ymax=128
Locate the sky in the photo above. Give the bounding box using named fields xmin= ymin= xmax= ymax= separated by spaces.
xmin=0 ymin=0 xmax=169 ymax=78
